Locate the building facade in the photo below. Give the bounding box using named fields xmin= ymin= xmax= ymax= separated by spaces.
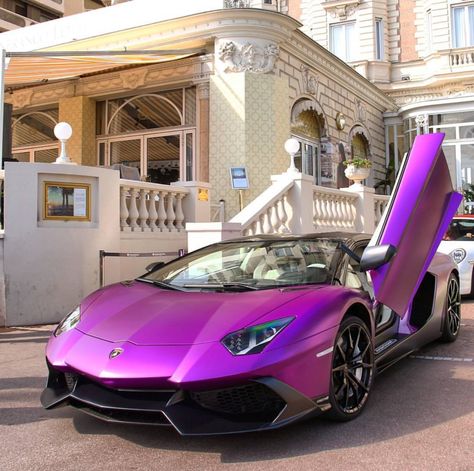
xmin=2 ymin=1 xmax=394 ymax=218
xmin=291 ymin=0 xmax=474 ymax=201
xmin=0 ymin=0 xmax=107 ymax=32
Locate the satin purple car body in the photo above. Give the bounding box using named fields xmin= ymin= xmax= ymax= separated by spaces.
xmin=41 ymin=134 xmax=463 ymax=435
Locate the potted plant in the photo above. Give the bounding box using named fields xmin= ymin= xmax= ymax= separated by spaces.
xmin=343 ymin=158 xmax=372 ymax=187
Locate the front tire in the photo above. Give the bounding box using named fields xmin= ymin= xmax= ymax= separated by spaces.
xmin=441 ymin=273 xmax=461 ymax=342
xmin=326 ymin=316 xmax=374 ymax=421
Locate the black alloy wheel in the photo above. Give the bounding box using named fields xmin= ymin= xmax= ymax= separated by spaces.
xmin=327 ymin=316 xmax=374 ymax=421
xmin=441 ymin=274 xmax=461 ymax=342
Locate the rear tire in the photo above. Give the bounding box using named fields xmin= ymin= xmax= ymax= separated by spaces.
xmin=441 ymin=273 xmax=461 ymax=342
xmin=326 ymin=316 xmax=374 ymax=422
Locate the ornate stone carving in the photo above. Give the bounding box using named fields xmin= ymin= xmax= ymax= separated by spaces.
xmin=196 ymin=82 xmax=210 ymax=100
xmin=356 ymin=99 xmax=366 ymax=123
xmin=415 ymin=114 xmax=428 ymax=128
xmin=120 ymin=68 xmax=148 ymax=90
xmin=218 ymin=41 xmax=279 ymax=74
xmin=223 ymin=0 xmax=250 ymax=7
xmin=300 ymin=65 xmax=319 ymax=96
xmin=446 ymin=85 xmax=474 ymax=97
xmin=323 ymin=1 xmax=361 ymax=20
xmin=11 ymin=89 xmax=33 ymax=108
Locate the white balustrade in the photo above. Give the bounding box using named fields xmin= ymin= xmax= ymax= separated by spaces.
xmin=374 ymin=195 xmax=390 ymax=227
xmin=450 ymin=49 xmax=474 ymax=66
xmin=313 ymin=186 xmax=358 ymax=232
xmin=119 ymin=180 xmax=188 ymax=233
xmin=230 ymin=178 xmax=294 ymax=236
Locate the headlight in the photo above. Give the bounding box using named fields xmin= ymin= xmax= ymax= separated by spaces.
xmin=222 ymin=317 xmax=294 ymax=356
xmin=450 ymin=248 xmax=466 ymax=264
xmin=54 ymin=306 xmax=81 ymax=337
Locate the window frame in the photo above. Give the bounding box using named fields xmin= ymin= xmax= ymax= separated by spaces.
xmin=451 ymin=3 xmax=474 ymax=48
xmin=375 ymin=18 xmax=384 ymax=61
xmin=425 ymin=9 xmax=433 ymax=54
xmin=329 ymin=21 xmax=356 ymax=62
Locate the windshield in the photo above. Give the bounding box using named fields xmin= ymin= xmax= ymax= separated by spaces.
xmin=139 ymin=238 xmax=342 ymax=290
xmin=443 ymin=218 xmax=474 ymax=241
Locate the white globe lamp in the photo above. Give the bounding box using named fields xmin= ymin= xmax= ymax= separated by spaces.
xmin=284 ymin=138 xmax=300 ymax=173
xmin=53 ymin=122 xmax=75 ymax=165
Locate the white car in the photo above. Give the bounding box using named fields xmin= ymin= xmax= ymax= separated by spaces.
xmin=439 ymin=215 xmax=474 ymax=296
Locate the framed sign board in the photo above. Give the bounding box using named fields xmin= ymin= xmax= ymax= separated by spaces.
xmin=230 ymin=167 xmax=249 ymax=189
xmin=43 ymin=181 xmax=91 ymax=221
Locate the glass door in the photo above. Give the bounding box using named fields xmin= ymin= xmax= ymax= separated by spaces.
xmin=293 ymin=136 xmax=320 ymax=184
xmin=109 ymin=137 xmax=143 ymax=179
xmin=145 ymin=134 xmax=181 ymax=184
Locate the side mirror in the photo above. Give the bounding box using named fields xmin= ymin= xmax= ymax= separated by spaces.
xmin=145 ymin=261 xmax=165 ymax=273
xmin=360 ymin=244 xmax=397 ymax=272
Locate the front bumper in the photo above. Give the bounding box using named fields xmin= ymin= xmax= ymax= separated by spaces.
xmin=41 ymin=365 xmax=329 ymax=435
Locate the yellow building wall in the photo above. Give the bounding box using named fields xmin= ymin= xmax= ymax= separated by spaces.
xmin=209 ymin=72 xmax=290 ymax=218
xmin=58 ymin=96 xmax=96 ymax=166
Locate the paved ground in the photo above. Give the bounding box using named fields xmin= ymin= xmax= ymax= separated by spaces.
xmin=0 ymin=304 xmax=473 ymax=471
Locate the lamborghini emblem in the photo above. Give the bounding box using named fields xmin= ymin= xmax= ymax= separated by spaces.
xmin=109 ymin=348 xmax=124 ymax=359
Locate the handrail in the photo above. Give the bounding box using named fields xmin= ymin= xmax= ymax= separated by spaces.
xmin=230 ymin=176 xmax=294 ymax=235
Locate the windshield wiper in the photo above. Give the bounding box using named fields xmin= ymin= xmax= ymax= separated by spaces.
xmin=136 ymin=278 xmax=186 ymax=291
xmin=153 ymin=280 xmax=188 ymax=291
xmin=181 ymin=282 xmax=260 ymax=291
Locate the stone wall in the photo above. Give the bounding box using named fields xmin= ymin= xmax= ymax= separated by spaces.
xmin=276 ymin=46 xmax=388 ymax=187
xmin=58 ymin=96 xmax=96 ymax=166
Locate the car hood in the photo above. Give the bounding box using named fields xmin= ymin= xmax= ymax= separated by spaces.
xmin=77 ymin=281 xmax=320 ymax=346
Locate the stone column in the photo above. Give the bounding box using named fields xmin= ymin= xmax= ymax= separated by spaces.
xmin=209 ymin=37 xmax=291 ymax=218
xmin=196 ymin=83 xmax=210 ymax=182
xmin=58 ymin=96 xmax=96 ymax=166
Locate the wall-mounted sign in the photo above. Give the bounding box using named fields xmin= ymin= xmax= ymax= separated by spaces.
xmin=43 ymin=181 xmax=91 ymax=221
xmin=198 ymin=188 xmax=209 ymax=202
xmin=230 ymin=167 xmax=249 ymax=189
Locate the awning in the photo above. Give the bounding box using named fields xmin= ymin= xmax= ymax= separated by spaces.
xmin=0 ymin=0 xmax=219 ymax=87
xmin=3 ymin=49 xmax=203 ymax=87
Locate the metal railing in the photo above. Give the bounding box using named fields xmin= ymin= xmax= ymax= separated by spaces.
xmin=211 ymin=200 xmax=226 ymax=222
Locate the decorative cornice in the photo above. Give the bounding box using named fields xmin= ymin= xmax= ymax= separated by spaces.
xmin=387 ymin=81 xmax=474 ymax=106
xmin=7 ymin=83 xmax=75 ymax=109
xmin=79 ymin=56 xmax=212 ymax=97
xmin=6 ymin=56 xmax=214 ymax=108
xmin=120 ymin=68 xmax=148 ymax=90
xmin=10 ymin=89 xmax=33 ymax=108
xmin=283 ymin=31 xmax=396 ymax=112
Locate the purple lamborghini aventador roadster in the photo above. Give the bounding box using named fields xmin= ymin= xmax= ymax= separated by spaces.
xmin=41 ymin=133 xmax=463 ymax=435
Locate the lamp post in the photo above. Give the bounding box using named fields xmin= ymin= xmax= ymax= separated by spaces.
xmin=53 ymin=122 xmax=75 ymax=165
xmin=284 ymin=138 xmax=300 ymax=173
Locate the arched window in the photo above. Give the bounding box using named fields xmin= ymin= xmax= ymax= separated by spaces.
xmin=351 ymin=133 xmax=370 ymax=160
xmin=12 ymin=108 xmax=59 ymax=163
xmin=349 ymin=126 xmax=373 ymax=186
xmin=290 ymin=99 xmax=326 ymax=184
xmin=96 ymin=88 xmax=196 ymax=184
